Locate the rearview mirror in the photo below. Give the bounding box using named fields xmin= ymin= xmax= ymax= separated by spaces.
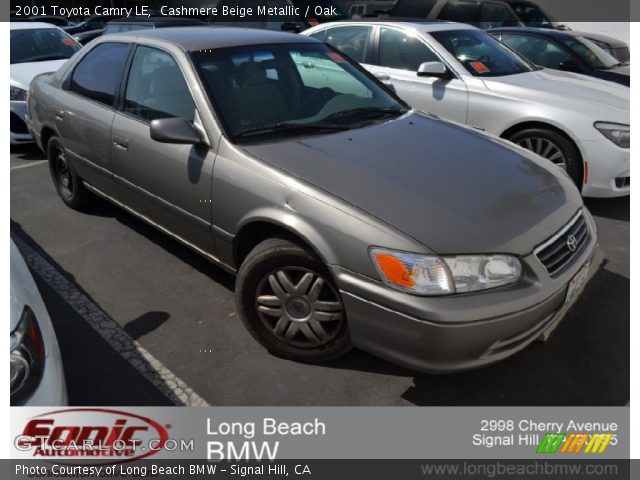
xmin=417 ymin=61 xmax=451 ymax=79
xmin=150 ymin=118 xmax=204 ymax=145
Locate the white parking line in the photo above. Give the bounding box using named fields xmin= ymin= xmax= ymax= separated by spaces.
xmin=10 ymin=160 xmax=48 ymax=170
xmin=12 ymin=234 xmax=210 ymax=407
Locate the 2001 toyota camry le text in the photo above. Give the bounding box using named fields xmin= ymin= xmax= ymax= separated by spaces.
xmin=26 ymin=27 xmax=597 ymax=373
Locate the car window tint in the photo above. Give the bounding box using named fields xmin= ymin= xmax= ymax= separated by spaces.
xmin=69 ymin=42 xmax=130 ymax=106
xmin=501 ymin=34 xmax=571 ymax=68
xmin=308 ymin=30 xmax=326 ymax=41
xmin=124 ymin=46 xmax=196 ymax=123
xmin=324 ymin=25 xmax=372 ymax=63
xmin=378 ymin=27 xmax=439 ymax=71
xmin=438 ymin=0 xmax=480 ymax=23
xmin=478 ymin=2 xmax=519 ymax=28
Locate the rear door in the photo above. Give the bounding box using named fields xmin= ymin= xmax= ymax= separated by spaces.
xmin=110 ymin=44 xmax=216 ymax=254
xmin=57 ymin=41 xmax=131 ymax=194
xmin=368 ymin=26 xmax=468 ymax=123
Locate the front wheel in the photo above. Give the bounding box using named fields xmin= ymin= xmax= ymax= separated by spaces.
xmin=235 ymin=238 xmax=352 ymax=363
xmin=47 ymin=136 xmax=91 ymax=210
xmin=507 ymin=128 xmax=582 ymax=189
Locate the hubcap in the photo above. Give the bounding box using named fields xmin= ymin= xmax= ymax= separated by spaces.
xmin=255 ymin=267 xmax=344 ymax=348
xmin=517 ymin=137 xmax=567 ymax=171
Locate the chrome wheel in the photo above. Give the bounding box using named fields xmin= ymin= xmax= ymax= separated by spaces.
xmin=517 ymin=137 xmax=567 ymax=171
xmin=255 ymin=267 xmax=344 ymax=348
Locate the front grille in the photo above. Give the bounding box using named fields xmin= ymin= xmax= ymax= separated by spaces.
xmin=535 ymin=211 xmax=589 ymax=276
xmin=10 ymin=112 xmax=29 ymax=134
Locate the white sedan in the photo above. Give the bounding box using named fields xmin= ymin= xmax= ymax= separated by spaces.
xmin=11 ymin=22 xmax=80 ymax=144
xmin=11 ymin=239 xmax=68 ymax=406
xmin=303 ymin=21 xmax=630 ymax=198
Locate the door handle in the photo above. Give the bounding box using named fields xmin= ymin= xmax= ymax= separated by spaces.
xmin=113 ymin=137 xmax=129 ymax=151
xmin=374 ymin=73 xmax=391 ymax=81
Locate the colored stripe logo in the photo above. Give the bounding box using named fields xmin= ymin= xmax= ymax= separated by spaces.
xmin=537 ymin=433 xmax=612 ymax=454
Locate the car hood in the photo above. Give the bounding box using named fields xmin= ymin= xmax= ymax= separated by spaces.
xmin=10 ymin=59 xmax=68 ymax=90
xmin=482 ymin=68 xmax=629 ymax=118
xmin=242 ymin=112 xmax=582 ymax=255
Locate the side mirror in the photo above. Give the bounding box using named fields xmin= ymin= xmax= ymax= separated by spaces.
xmin=150 ymin=118 xmax=204 ymax=145
xmin=558 ymin=60 xmax=580 ymax=72
xmin=417 ymin=61 xmax=451 ymax=79
xmin=281 ymin=21 xmax=301 ymax=33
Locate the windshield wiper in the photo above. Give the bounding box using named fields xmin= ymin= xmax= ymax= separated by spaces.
xmin=234 ymin=122 xmax=350 ymax=139
xmin=321 ymin=107 xmax=407 ymax=122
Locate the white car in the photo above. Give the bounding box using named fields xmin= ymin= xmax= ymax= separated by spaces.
xmin=11 ymin=239 xmax=67 ymax=406
xmin=10 ymin=22 xmax=80 ymax=144
xmin=303 ymin=21 xmax=630 ymax=198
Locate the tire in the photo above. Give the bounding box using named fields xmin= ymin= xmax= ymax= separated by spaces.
xmin=47 ymin=136 xmax=90 ymax=210
xmin=507 ymin=127 xmax=582 ymax=189
xmin=236 ymin=238 xmax=352 ymax=363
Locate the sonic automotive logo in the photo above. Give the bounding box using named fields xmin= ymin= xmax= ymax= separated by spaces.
xmin=15 ymin=408 xmax=169 ymax=461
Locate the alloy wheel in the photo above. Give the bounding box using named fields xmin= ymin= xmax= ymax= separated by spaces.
xmin=517 ymin=137 xmax=567 ymax=171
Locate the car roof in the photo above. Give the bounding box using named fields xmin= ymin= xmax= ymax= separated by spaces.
xmin=315 ymin=19 xmax=476 ymax=32
xmin=103 ymin=26 xmax=318 ymax=51
xmin=489 ymin=27 xmax=575 ymax=37
xmin=107 ymin=16 xmax=206 ymax=24
xmin=10 ymin=22 xmax=61 ymax=30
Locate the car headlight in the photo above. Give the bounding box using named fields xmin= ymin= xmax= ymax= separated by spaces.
xmin=594 ymin=122 xmax=629 ymax=148
xmin=369 ymin=248 xmax=521 ymax=295
xmin=10 ymin=86 xmax=27 ymax=102
xmin=10 ymin=306 xmax=45 ymax=405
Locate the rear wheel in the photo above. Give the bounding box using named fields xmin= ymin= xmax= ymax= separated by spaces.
xmin=47 ymin=136 xmax=90 ymax=209
xmin=236 ymin=238 xmax=352 ymax=363
xmin=507 ymin=127 xmax=582 ymax=189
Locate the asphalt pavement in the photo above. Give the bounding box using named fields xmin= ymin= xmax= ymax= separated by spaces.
xmin=10 ymin=143 xmax=630 ymax=406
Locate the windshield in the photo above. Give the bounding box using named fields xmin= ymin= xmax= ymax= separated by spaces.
xmin=510 ymin=1 xmax=555 ymax=28
xmin=191 ymin=43 xmax=406 ymax=143
xmin=430 ymin=29 xmax=534 ymax=77
xmin=561 ymin=35 xmax=621 ymax=69
xmin=10 ymin=28 xmax=80 ymax=64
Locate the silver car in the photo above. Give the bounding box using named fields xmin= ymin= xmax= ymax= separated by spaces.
xmin=27 ymin=27 xmax=596 ymax=373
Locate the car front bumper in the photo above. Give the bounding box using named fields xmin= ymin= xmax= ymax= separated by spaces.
xmin=331 ymin=215 xmax=598 ymax=373
xmin=580 ymin=137 xmax=629 ymax=198
xmin=10 ymin=101 xmax=33 ymax=145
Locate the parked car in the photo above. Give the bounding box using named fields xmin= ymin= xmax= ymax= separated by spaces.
xmin=73 ymin=29 xmax=104 ymax=46
xmin=490 ymin=27 xmax=629 ymax=86
xmin=212 ymin=0 xmax=349 ymax=31
xmin=28 ymin=16 xmax=74 ymax=28
xmin=63 ymin=15 xmax=124 ymax=34
xmin=103 ymin=16 xmax=207 ymax=34
xmin=28 ymin=27 xmax=596 ymax=373
xmin=304 ymin=21 xmax=629 ymax=197
xmin=10 ymin=22 xmax=80 ymax=144
xmin=579 ymin=31 xmax=630 ymax=64
xmin=390 ymin=0 xmax=563 ymax=29
xmin=11 ymin=238 xmax=68 ymax=406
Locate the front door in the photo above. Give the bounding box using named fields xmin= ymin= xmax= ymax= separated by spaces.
xmin=110 ymin=45 xmax=216 ymax=254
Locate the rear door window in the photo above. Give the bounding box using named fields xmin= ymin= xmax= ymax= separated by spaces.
xmin=68 ymin=42 xmax=130 ymax=107
xmin=438 ymin=0 xmax=480 ymax=24
xmin=324 ymin=25 xmax=373 ymax=63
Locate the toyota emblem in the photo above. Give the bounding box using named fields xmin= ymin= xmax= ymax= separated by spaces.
xmin=566 ymin=234 xmax=578 ymax=252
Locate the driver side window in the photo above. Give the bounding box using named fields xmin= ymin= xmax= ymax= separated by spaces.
xmin=378 ymin=28 xmax=439 ymax=72
xmin=124 ymin=46 xmax=196 ymax=123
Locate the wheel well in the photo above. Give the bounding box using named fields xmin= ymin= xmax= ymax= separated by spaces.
xmin=40 ymin=127 xmax=55 ymax=155
xmin=500 ymin=121 xmax=584 ymax=185
xmin=233 ymin=221 xmax=321 ymax=270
